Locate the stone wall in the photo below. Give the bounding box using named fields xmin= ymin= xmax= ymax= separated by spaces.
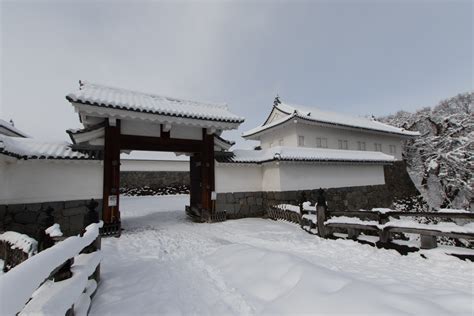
xmin=216 ymin=161 xmax=420 ymax=219
xmin=120 ymin=171 xmax=189 ymax=189
xmin=0 ymin=199 xmax=102 ymax=240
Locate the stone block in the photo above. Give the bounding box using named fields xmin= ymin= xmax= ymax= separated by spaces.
xmin=8 ymin=204 xmax=26 ymax=213
xmin=239 ymin=204 xmax=250 ymax=214
xmin=65 ymin=200 xmax=85 ymax=209
xmin=0 ymin=205 xmax=7 ymax=220
xmin=234 ymin=192 xmax=245 ymax=199
xmin=62 ymin=206 xmax=88 ymax=217
xmin=256 ymin=197 xmax=263 ymax=205
xmin=247 ymin=196 xmax=255 ymax=205
xmin=69 ymin=214 xmax=85 ymax=232
xmin=225 ymin=193 xmax=235 ymax=203
xmin=43 ymin=201 xmax=65 ymax=212
xmin=14 ymin=211 xmax=38 ymax=225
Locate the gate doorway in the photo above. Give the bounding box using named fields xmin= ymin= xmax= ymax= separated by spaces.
xmin=66 ymin=81 xmax=244 ymax=235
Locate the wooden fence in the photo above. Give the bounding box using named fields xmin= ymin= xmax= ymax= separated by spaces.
xmin=0 ymin=222 xmax=103 ymax=316
xmin=267 ymin=203 xmax=474 ymax=252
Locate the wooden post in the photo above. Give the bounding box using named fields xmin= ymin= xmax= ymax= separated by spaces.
xmin=316 ymin=188 xmax=328 ymax=238
xmin=102 ymin=121 xmax=121 ymax=226
xmin=317 ymin=205 xmax=327 ymax=238
xmin=420 ymin=235 xmax=437 ymax=249
xmin=200 ymin=129 xmax=215 ymax=222
xmin=379 ymin=229 xmax=391 ymax=244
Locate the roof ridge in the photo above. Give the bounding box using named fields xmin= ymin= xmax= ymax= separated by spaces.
xmin=78 ymin=80 xmax=229 ymax=110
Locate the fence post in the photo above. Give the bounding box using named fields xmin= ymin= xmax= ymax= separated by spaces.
xmin=420 ymin=235 xmax=437 ymax=249
xmin=316 ymin=188 xmax=328 ymax=238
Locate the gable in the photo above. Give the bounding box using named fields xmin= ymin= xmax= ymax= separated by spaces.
xmin=263 ymin=107 xmax=290 ymax=126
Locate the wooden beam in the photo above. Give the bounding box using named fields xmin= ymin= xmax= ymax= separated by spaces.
xmin=102 ymin=120 xmax=121 ymax=224
xmin=120 ymin=134 xmax=202 ymax=152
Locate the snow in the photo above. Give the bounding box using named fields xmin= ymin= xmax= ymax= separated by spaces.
xmin=243 ymin=101 xmax=419 ymax=138
xmin=45 ymin=224 xmax=63 ymax=237
xmin=20 ymin=251 xmax=102 ymax=316
xmin=220 ymin=146 xmax=395 ymax=164
xmin=0 ymin=231 xmax=38 ymax=256
xmin=0 ymin=134 xmax=90 ymax=160
xmin=0 ymin=222 xmax=103 ymax=316
xmin=326 ymin=216 xmax=474 ymax=234
xmin=439 ymin=208 xmax=471 ymax=214
xmin=67 ymin=81 xmax=245 ymax=123
xmin=0 ymin=118 xmax=29 ymax=138
xmin=90 ymin=195 xmax=473 ymax=315
xmin=120 ymin=150 xmax=189 ymax=161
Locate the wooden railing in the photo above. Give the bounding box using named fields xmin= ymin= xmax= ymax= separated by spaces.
xmin=0 ymin=222 xmax=103 ymax=316
xmin=267 ymin=203 xmax=474 ymax=252
xmin=324 ymin=210 xmax=474 ymax=249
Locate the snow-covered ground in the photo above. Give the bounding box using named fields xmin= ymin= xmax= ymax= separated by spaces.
xmin=90 ymin=195 xmax=473 ymax=315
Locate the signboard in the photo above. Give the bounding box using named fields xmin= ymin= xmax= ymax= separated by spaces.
xmin=211 ymin=191 xmax=217 ymax=201
xmin=108 ymin=195 xmax=118 ymax=207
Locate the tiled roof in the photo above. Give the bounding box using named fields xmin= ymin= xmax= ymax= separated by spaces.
xmin=0 ymin=119 xmax=29 ymax=138
xmin=0 ymin=134 xmax=92 ymax=160
xmin=243 ymin=101 xmax=420 ymax=138
xmin=216 ymin=146 xmax=395 ymax=164
xmin=66 ymin=81 xmax=245 ymax=124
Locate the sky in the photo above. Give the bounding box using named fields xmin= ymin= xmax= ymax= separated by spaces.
xmin=0 ymin=0 xmax=472 ymax=147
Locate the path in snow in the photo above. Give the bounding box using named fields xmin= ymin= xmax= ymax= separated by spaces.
xmin=90 ymin=195 xmax=473 ymax=315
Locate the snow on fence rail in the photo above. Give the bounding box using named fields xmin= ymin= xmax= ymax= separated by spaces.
xmin=0 ymin=232 xmax=38 ymax=272
xmin=0 ymin=222 xmax=103 ymax=316
xmin=268 ymin=202 xmax=474 ymax=252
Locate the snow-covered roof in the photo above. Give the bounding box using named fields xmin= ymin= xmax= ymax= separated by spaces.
xmin=67 ymin=81 xmax=245 ymax=124
xmin=243 ymin=101 xmax=420 ymax=138
xmin=0 ymin=134 xmax=92 ymax=160
xmin=216 ymin=146 xmax=395 ymax=164
xmin=0 ymin=119 xmax=29 ymax=138
xmin=120 ymin=151 xmax=189 ymax=161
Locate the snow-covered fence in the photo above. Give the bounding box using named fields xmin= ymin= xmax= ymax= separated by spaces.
xmin=268 ymin=205 xmax=302 ymax=225
xmin=0 ymin=222 xmax=103 ymax=316
xmin=268 ymin=200 xmax=474 ymax=252
xmin=0 ymin=232 xmax=38 ymax=272
xmin=324 ymin=209 xmax=474 ymax=249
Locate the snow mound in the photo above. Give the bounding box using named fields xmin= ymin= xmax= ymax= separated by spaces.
xmin=205 ymin=244 xmax=472 ymax=315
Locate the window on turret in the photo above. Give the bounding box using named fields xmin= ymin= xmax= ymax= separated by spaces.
xmin=316 ymin=137 xmax=327 ymax=148
xmin=338 ymin=140 xmax=348 ymax=150
xmin=279 ymin=139 xmax=284 ymax=146
xmin=357 ymin=141 xmax=366 ymax=151
xmin=298 ymin=135 xmax=305 ymax=147
xmin=389 ymin=145 xmax=396 ymax=153
xmin=374 ymin=143 xmax=382 ymax=151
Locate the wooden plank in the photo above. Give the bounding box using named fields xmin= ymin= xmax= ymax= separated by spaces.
xmin=328 ymin=211 xmax=380 ymax=219
xmin=386 ymin=212 xmax=474 ymax=219
xmin=326 ymin=223 xmax=380 ymax=231
xmin=120 ymin=134 xmax=202 ymax=152
xmin=385 ymin=226 xmax=474 ymax=240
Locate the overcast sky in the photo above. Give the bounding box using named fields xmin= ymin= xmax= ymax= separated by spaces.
xmin=1 ymin=0 xmax=472 ymax=147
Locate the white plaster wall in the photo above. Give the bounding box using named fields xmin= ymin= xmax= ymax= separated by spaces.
xmin=262 ymin=163 xmax=282 ymax=191
xmin=260 ymin=121 xmax=403 ymax=160
xmin=215 ymin=164 xmax=262 ymax=193
xmin=0 ymin=160 xmax=9 ymax=201
xmin=260 ymin=124 xmax=298 ymax=149
xmin=296 ymin=123 xmax=403 ymax=159
xmin=0 ymin=160 xmax=103 ymax=204
xmin=278 ymin=163 xmax=385 ymax=191
xmin=121 ymin=160 xmax=189 ymax=172
xmin=121 ymin=119 xmax=161 ymax=137
xmin=170 ymin=125 xmax=203 ymax=140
